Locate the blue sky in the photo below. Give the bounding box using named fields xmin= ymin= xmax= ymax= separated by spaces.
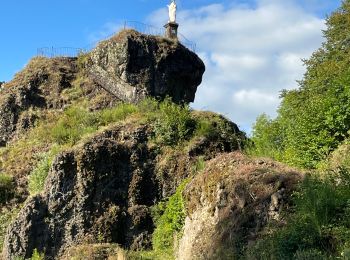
xmin=0 ymin=0 xmax=342 ymax=131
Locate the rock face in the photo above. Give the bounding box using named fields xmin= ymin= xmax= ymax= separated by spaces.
xmin=3 ymin=115 xmax=245 ymax=259
xmin=3 ymin=124 xmax=158 ymax=259
xmin=178 ymin=152 xmax=302 ymax=260
xmin=0 ymin=57 xmax=78 ymax=146
xmin=0 ymin=30 xmax=205 ymax=147
xmin=89 ymin=30 xmax=205 ymax=104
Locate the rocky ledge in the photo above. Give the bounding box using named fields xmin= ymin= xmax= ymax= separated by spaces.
xmin=88 ymin=30 xmax=205 ymax=104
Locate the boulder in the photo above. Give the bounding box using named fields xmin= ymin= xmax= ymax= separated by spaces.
xmin=88 ymin=30 xmax=205 ymax=104
xmin=178 ymin=152 xmax=302 ymax=260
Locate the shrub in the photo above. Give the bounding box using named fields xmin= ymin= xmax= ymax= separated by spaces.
xmin=153 ymin=98 xmax=195 ymax=146
xmin=0 ymin=174 xmax=14 ymax=204
xmin=249 ymin=113 xmax=284 ymax=160
xmin=247 ymin=168 xmax=350 ymax=259
xmin=152 ymin=180 xmax=189 ymax=252
xmin=30 ymin=249 xmax=45 ymax=260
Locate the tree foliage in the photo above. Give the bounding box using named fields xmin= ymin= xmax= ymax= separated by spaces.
xmin=252 ymin=0 xmax=350 ymax=168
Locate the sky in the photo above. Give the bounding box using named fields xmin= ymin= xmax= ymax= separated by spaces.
xmin=0 ymin=0 xmax=342 ymax=133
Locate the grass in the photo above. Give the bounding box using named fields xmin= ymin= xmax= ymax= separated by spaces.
xmin=0 ymin=97 xmax=246 ymax=259
xmin=0 ymin=96 xmax=247 ymax=221
xmin=28 ymin=145 xmax=61 ymax=195
xmin=0 ymin=206 xmax=20 ymax=250
xmin=126 ymin=249 xmax=174 ymax=260
xmin=0 ymin=174 xmax=14 ymax=204
xmin=246 ymin=168 xmax=350 ymax=259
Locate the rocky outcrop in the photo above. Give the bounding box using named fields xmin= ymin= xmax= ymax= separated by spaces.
xmin=88 ymin=30 xmax=205 ymax=104
xmin=178 ymin=152 xmax=302 ymax=260
xmin=0 ymin=57 xmax=78 ymax=146
xmin=0 ymin=30 xmax=205 ymax=147
xmin=3 ymin=123 xmax=158 ymax=259
xmin=3 ymin=114 xmax=245 ymax=259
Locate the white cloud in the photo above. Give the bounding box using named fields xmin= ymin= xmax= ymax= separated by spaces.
xmin=148 ymin=0 xmax=326 ymax=133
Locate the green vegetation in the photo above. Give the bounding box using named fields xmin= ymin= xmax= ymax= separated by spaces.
xmin=251 ymin=0 xmax=350 ymax=169
xmin=0 ymin=207 xmax=20 ymax=249
xmin=247 ymin=168 xmax=350 ymax=259
xmin=153 ymin=98 xmax=195 ymax=146
xmin=30 ymin=249 xmax=45 ymax=260
xmin=0 ymin=174 xmax=14 ymax=204
xmin=247 ymin=1 xmax=350 ymax=258
xmin=0 ymin=93 xmax=238 ymax=202
xmin=191 ymin=156 xmax=206 ymax=173
xmin=152 ymin=180 xmax=188 ymax=254
xmin=126 ymin=249 xmax=174 ymax=260
xmin=28 ymin=145 xmax=61 ymax=195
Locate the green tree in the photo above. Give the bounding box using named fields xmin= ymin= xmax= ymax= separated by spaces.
xmin=252 ymin=0 xmax=350 ymax=168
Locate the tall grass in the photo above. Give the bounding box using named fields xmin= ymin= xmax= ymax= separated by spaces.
xmin=28 ymin=145 xmax=61 ymax=195
xmin=247 ymin=168 xmax=350 ymax=259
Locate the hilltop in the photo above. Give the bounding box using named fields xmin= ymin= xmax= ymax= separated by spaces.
xmin=1 ymin=20 xmax=349 ymax=260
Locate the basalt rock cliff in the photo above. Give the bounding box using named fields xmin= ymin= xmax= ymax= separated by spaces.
xmin=0 ymin=30 xmax=302 ymax=260
xmin=88 ymin=30 xmax=205 ymax=104
xmin=0 ymin=30 xmax=205 ymax=147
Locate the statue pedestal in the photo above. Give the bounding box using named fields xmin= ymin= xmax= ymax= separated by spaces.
xmin=164 ymin=22 xmax=179 ymax=40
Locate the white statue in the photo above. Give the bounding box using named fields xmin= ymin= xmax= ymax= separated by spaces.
xmin=168 ymin=0 xmax=177 ymax=23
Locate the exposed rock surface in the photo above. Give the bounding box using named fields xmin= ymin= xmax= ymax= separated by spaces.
xmin=0 ymin=57 xmax=78 ymax=146
xmin=0 ymin=29 xmax=305 ymax=260
xmin=178 ymin=152 xmax=302 ymax=260
xmin=3 ymin=123 xmax=158 ymax=259
xmin=0 ymin=30 xmax=205 ymax=147
xmin=88 ymin=30 xmax=205 ymax=104
xmin=3 ymin=117 xmax=244 ymax=259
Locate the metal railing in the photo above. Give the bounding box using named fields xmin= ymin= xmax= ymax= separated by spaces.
xmin=37 ymin=21 xmax=197 ymax=58
xmin=37 ymin=47 xmax=86 ymax=58
xmin=123 ymin=21 xmax=165 ymax=36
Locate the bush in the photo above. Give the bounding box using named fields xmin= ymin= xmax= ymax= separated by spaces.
xmin=0 ymin=174 xmax=14 ymax=204
xmin=250 ymin=1 xmax=350 ymax=168
xmin=249 ymin=113 xmax=284 ymax=160
xmin=247 ymin=168 xmax=350 ymax=259
xmin=30 ymin=249 xmax=45 ymax=260
xmin=153 ymin=98 xmax=195 ymax=146
xmin=152 ymin=180 xmax=188 ymax=252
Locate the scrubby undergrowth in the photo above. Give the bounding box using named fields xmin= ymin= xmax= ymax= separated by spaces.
xmin=0 ymin=86 xmax=245 ymax=258
xmin=247 ymin=1 xmax=350 ymax=258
